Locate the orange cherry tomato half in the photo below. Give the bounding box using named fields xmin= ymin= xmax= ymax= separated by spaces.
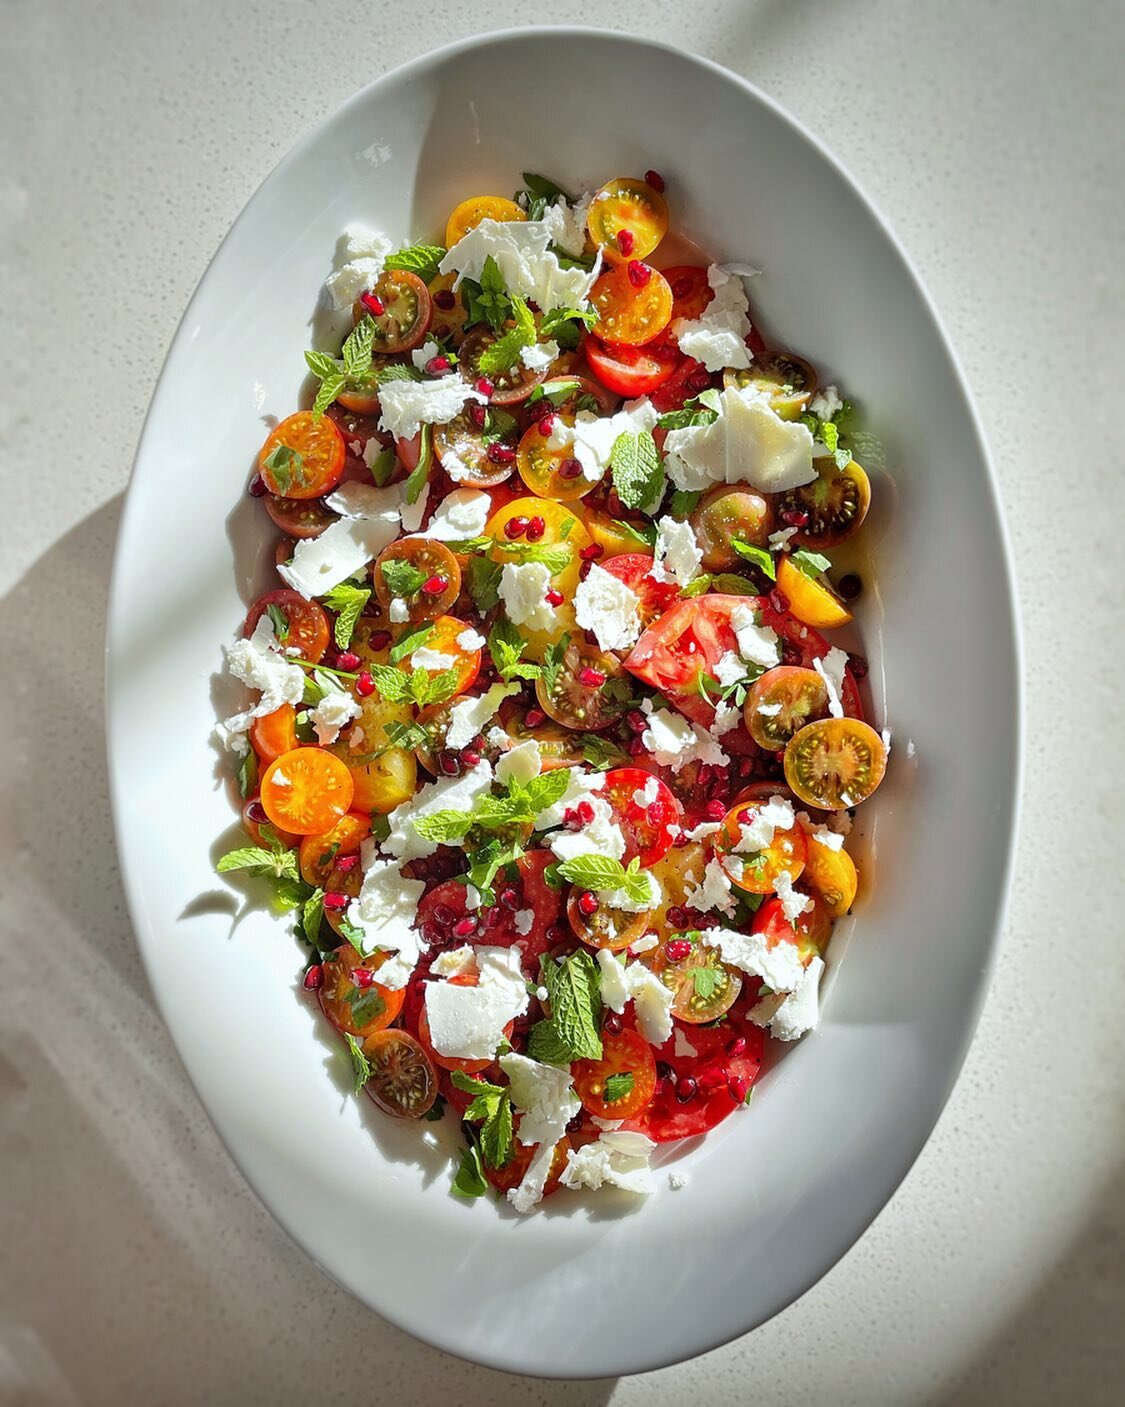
xmin=776 ymin=555 xmax=853 ymax=629
xmin=589 ymin=264 xmax=673 ymax=347
xmin=319 ymin=945 xmax=405 ymax=1038
xmin=372 ymin=539 xmax=461 ymax=624
xmin=715 ymin=800 xmax=808 ymax=893
xmin=249 ymin=704 xmax=298 ymax=765
xmin=572 ymin=1026 xmax=657 ymax=1119
xmin=584 ymin=336 xmax=681 ymax=397
xmin=586 ymin=177 xmax=669 ymax=263
xmin=244 ymin=588 xmax=330 ymax=663
xmin=258 ymin=412 xmax=345 ymax=500
xmin=662 ymin=265 xmax=714 ymax=322
xmin=403 ymin=614 xmax=482 ymax=696
xmin=516 ymin=418 xmax=593 ymax=502
xmin=650 ymin=934 xmax=742 ymax=1024
xmin=298 ymin=811 xmax=371 ymax=888
xmin=259 ymin=747 xmax=355 ymax=835
xmin=784 ymin=717 xmax=888 ymax=811
xmin=240 ymin=794 xmax=299 ymax=850
xmin=745 ymin=666 xmax=830 ymax=751
xmin=353 ymin=270 xmax=433 ymax=355
xmin=361 ymin=1029 xmax=439 ymax=1118
xmin=795 ymin=823 xmax=858 ymax=919
xmin=445 ymin=195 xmax=526 ymax=248
xmin=566 ymin=888 xmax=651 ymax=952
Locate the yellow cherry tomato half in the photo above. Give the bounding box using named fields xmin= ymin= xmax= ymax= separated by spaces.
xmin=784 ymin=718 xmax=888 ymax=811
xmin=516 ymin=418 xmax=594 ymax=502
xmin=258 ymin=411 xmax=345 ymax=500
xmin=298 ymin=811 xmax=371 ymax=888
xmin=586 ymin=177 xmax=669 ymax=263
xmin=798 ymin=822 xmax=859 ymax=918
xmin=327 ymin=691 xmax=417 ymax=814
xmin=259 ymin=748 xmax=355 ymax=835
xmin=589 ymin=264 xmax=674 ymax=347
xmin=715 ymin=801 xmax=808 ymax=894
xmin=776 ymin=556 xmax=853 ymax=629
xmin=445 ymin=195 xmax=526 ymax=248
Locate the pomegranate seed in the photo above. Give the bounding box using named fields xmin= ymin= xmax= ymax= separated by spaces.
xmin=675 ymin=1076 xmax=698 ymax=1103
xmin=665 ymin=938 xmax=693 ymax=962
xmin=729 ymin=1077 xmax=750 ymax=1104
xmin=738 ymin=758 xmax=755 ymax=778
xmin=781 ymin=507 xmax=809 ymax=527
xmin=579 ymin=560 xmax=593 ymax=581
xmin=579 ymin=542 xmax=603 ymax=561
xmin=498 ymin=886 xmax=522 ymax=911
xmin=644 ymin=168 xmax=666 ymax=193
xmin=686 ymin=368 xmax=712 ymax=394
xmin=248 ymin=473 xmax=268 ymax=497
xmin=480 ymin=906 xmax=501 ymax=930
xmin=453 ymin=915 xmax=478 ymax=938
xmin=438 ymin=750 xmax=461 ymax=775
xmin=367 ymin=629 xmax=391 ymax=651
xmin=355 ymin=670 xmax=375 ymax=697
xmin=360 ymin=291 xmax=385 ymax=317
xmin=461 ymin=748 xmax=482 ymax=768
xmin=627 ymin=260 xmax=652 ymax=289
xmin=486 ymin=442 xmax=515 ymax=464
xmin=666 ymin=906 xmax=690 ymax=928
xmin=303 ymin=964 xmax=324 ymax=990
xmin=577 ymin=891 xmax=599 ymax=917
xmin=603 ymin=1011 xmax=624 ymax=1035
xmin=849 ymin=653 xmax=869 ymax=680
xmin=625 ymin=709 xmax=648 ymax=733
xmin=557 ymin=457 xmax=583 ymax=480
xmin=247 ymin=800 xmax=269 ymax=824
xmin=432 ymin=904 xmax=458 ymax=929
xmin=421 ymin=921 xmax=444 ymax=946
xmin=546 ymin=923 xmax=567 ymax=945
xmin=705 ymin=799 xmax=728 ymax=821
xmin=562 ymin=807 xmax=580 ymax=830
xmin=422 ymin=574 xmax=448 ymax=596
xmin=627 ymin=735 xmax=645 ymax=756
xmin=769 ymin=588 xmax=789 ymax=614
xmin=616 ymin=228 xmax=635 ymax=255
xmin=336 ymin=650 xmax=360 ymax=671
xmin=433 ymin=288 xmax=456 ymax=310
xmin=334 ymin=854 xmax=359 ymax=873
xmin=525 ymin=707 xmax=546 ymax=728
xmin=576 ymin=800 xmax=595 ymax=825
xmin=323 ymin=891 xmax=349 ymax=912
xmin=544 ymin=588 xmax=564 ymax=607
xmin=577 ymin=666 xmax=605 ymax=688
xmin=727 ymin=1035 xmax=747 ymax=1057
xmin=475 ymin=376 xmax=495 ymax=398
xmin=526 ymin=516 xmax=546 ymax=541
xmin=838 ymin=573 xmax=863 ymax=601
xmin=468 ymin=401 xmax=488 ymax=429
xmin=672 ymin=276 xmax=694 ymax=300
xmin=425 ymin=355 xmax=451 ymax=376
xmin=353 ymin=967 xmax=376 ymax=989
xmin=537 ymin=414 xmax=556 ymax=436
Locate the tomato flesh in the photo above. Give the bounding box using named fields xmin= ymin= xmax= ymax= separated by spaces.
xmin=601 ymin=767 xmax=681 ymax=866
xmin=260 ymin=748 xmax=355 ymax=835
xmin=599 ymin=553 xmax=680 ymax=627
xmin=245 ymin=588 xmax=329 ymax=663
xmin=572 ymin=1027 xmax=657 ymax=1119
xmin=259 ymin=412 xmax=346 ymax=500
xmin=362 ymin=1029 xmax=438 ymax=1118
xmin=632 ymin=1022 xmax=766 ymax=1142
xmin=585 ymin=337 xmax=680 ymax=397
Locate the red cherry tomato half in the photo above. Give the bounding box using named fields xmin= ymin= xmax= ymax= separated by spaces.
xmin=648 ymin=355 xmax=710 ymax=413
xmin=624 ymin=593 xmax=752 ymax=727
xmin=601 ymin=767 xmax=681 ymax=866
xmin=760 ymin=601 xmax=864 ymax=721
xmin=244 ymin=588 xmax=330 ymax=663
xmin=585 ymin=336 xmax=680 ymax=398
xmin=599 ymin=553 xmax=681 ymax=628
xmin=629 ymin=1022 xmax=766 ymax=1142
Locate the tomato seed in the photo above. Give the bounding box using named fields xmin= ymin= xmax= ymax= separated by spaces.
xmin=577 ymin=666 xmax=605 ymax=687
xmin=425 ymin=355 xmax=452 ymax=376
xmin=468 ymin=401 xmax=488 ymax=429
xmin=544 ymin=588 xmax=564 ymax=607
xmin=537 ymin=415 xmax=556 ymax=436
xmin=524 ymin=707 xmax=546 ymax=728
xmin=675 ymin=1076 xmax=698 ymax=1103
xmin=627 ymin=260 xmax=652 ymax=289
xmin=461 ymin=749 xmax=481 ymax=767
xmin=579 ymin=543 xmax=603 ymax=561
xmin=433 ymin=289 xmax=456 ymax=310
xmin=616 ymin=228 xmax=635 ymax=255
xmin=336 ymin=650 xmax=361 ymax=671
xmin=353 ymin=967 xmax=376 ymax=989
xmin=644 ymin=168 xmax=666 ymax=193
xmin=557 ymin=457 xmax=583 ymax=480
xmin=355 ymin=670 xmax=375 ymax=697
xmin=248 ymin=473 xmax=268 ymax=497
xmin=453 ymin=915 xmax=478 ymax=938
xmin=334 ymin=854 xmax=359 ymax=873
xmin=422 ymin=574 xmax=448 ymax=595
xmin=837 ymin=573 xmax=863 ymax=601
xmin=603 ymin=1011 xmax=624 ymax=1035
xmin=578 ymin=890 xmax=599 ymax=917
xmin=475 ymin=376 xmax=495 ymax=398
xmin=303 ymin=964 xmax=324 ymax=990
xmin=665 ymin=937 xmax=692 ymax=961
xmin=486 ymin=442 xmax=515 ymax=465
xmin=526 ymin=516 xmax=546 ymax=541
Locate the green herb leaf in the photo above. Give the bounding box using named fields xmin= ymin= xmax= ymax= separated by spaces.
xmin=365 ymin=663 xmax=412 ymax=702
xmin=341 ymin=316 xmax=376 ymax=378
xmin=680 ymin=575 xmax=712 ymax=598
xmin=610 ymin=429 xmax=664 ymax=511
xmin=389 ymin=620 xmax=434 ymax=664
xmin=451 ymin=1139 xmax=488 ymax=1199
xmin=367 ymin=445 xmax=396 ymax=487
xmin=384 ymin=242 xmax=447 ymax=283
xmin=462 ymin=255 xmax=511 ymax=332
xmin=321 ymin=581 xmax=371 ymax=649
xmin=379 ymin=557 xmax=428 ymax=598
xmin=424 ymin=1094 xmax=447 ymax=1122
xmin=304 ymin=350 xmax=340 ymax=381
xmin=730 ymin=539 xmax=776 ymax=581
xmin=345 ymin=1033 xmax=372 ymax=1094
xmin=479 ymin=405 xmax=521 ymax=448
xmin=262 ymin=444 xmax=307 ymax=496
xmin=237 ymin=747 xmax=258 ymax=799
xmin=302 ymin=888 xmax=325 ymax=946
xmin=412 ymin=809 xmax=476 ymax=843
xmin=480 ymin=1090 xmax=513 ymax=1169
xmin=789 ymin=549 xmax=832 ymax=579
xmin=488 ymin=616 xmax=542 ymax=682
xmin=667 ymin=488 xmax=703 ymax=518
xmin=346 ymin=984 xmax=387 ymax=1027
xmin=492 ymin=540 xmax=572 ymax=574
xmin=603 ymin=1071 xmax=635 ymax=1105
xmin=526 ymin=377 xmax=581 ymax=408
xmin=521 ymin=171 xmax=574 ymax=203
xmin=516 ymin=767 xmax=571 ymax=816
xmin=375 ymin=362 xmax=424 ymax=385
xmin=528 ymin=949 xmax=603 ymax=1063
xmin=381 ymin=719 xmax=428 ymax=753
xmin=402 ymin=422 xmax=433 ymax=506
xmin=216 ymin=842 xmax=299 ymax=881
xmin=538 ymin=304 xmax=598 ymax=339
xmin=709 ymin=573 xmax=760 ymax=596
xmin=579 ymin=733 xmax=630 ymax=771
xmin=557 ymin=854 xmax=629 ymax=891
xmin=477 ymin=297 xmax=538 ymax=375
xmin=609 ymin=518 xmax=658 ymax=549
xmin=541 ymin=633 xmax=570 ymax=697
xmin=467 ymin=556 xmax=503 ymax=613
xmin=417 ymin=668 xmax=459 ymax=708
xmin=691 ymin=967 xmax=722 ymax=1001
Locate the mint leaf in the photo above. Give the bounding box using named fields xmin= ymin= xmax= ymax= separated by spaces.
xmin=346 ymin=984 xmax=386 ymax=1027
xmin=667 ymin=488 xmax=703 ymax=518
xmin=731 ymin=539 xmax=776 ymax=581
xmin=367 ymin=445 xmax=396 ymax=487
xmin=493 ymin=540 xmax=572 ymax=574
xmin=402 ymin=422 xmax=433 ymax=506
xmin=610 ymin=429 xmax=663 ymax=511
xmin=480 ymin=1090 xmax=513 ymax=1169
xmin=526 ymin=377 xmax=581 ymax=408
xmin=521 ymin=171 xmax=574 ymax=203
xmin=345 ymin=1033 xmax=372 ymax=1094
xmin=538 ymin=304 xmax=597 ymax=339
xmin=451 ymin=1139 xmax=488 ymax=1199
xmin=216 ymin=844 xmax=298 ymax=881
xmin=262 ymin=443 xmax=306 ymax=496
xmin=579 ymin=733 xmax=629 ymax=771
xmin=385 ymin=242 xmax=446 ymax=283
xmin=709 ymin=573 xmax=759 ymax=596
xmin=375 ymin=362 xmax=424 ymax=385
xmin=603 ymin=1071 xmax=635 ymax=1105
xmin=790 ymin=549 xmax=832 ymax=579
xmin=462 ymin=255 xmax=511 ymax=332
xmin=557 ymin=854 xmax=628 ymax=891
xmin=416 ymin=669 xmax=459 ymax=708
xmin=380 ymin=719 xmax=428 ymax=753
xmin=365 ymin=663 xmax=412 ymax=702
xmin=236 ymin=747 xmax=258 ymax=799
xmin=609 ymin=518 xmax=657 ymax=549
xmin=488 ymin=617 xmax=541 ymax=682
xmin=528 ymin=950 xmax=603 ymax=1063
xmin=541 ymin=633 xmax=570 ymax=697
xmin=412 ymin=809 xmax=475 ymax=843
xmin=379 ymin=557 xmax=428 ymax=598
xmin=477 ymin=297 xmax=537 ymax=375
xmin=480 ymin=405 xmax=521 ymax=448
xmin=467 ymin=556 xmax=502 ymax=613
xmin=301 ymin=888 xmax=325 ymax=946
xmin=389 ymin=620 xmax=433 ymax=664
xmin=321 ymin=581 xmax=371 ymax=649
xmin=341 ymin=316 xmax=376 ymax=378
xmin=304 ymin=350 xmax=340 ymax=380
xmin=691 ymin=967 xmax=722 ymax=1001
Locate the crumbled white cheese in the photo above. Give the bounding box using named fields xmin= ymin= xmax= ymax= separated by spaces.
xmin=444 ymin=683 xmax=519 ymax=750
xmin=684 ymin=856 xmax=737 ymax=916
xmin=663 ymin=384 xmax=815 ymax=494
xmin=498 ymin=560 xmax=555 ymax=631
xmin=456 ymin=627 xmax=487 ymax=652
xmin=649 ymin=516 xmax=702 ymax=587
xmin=500 ymin=1052 xmax=582 ymax=1213
xmin=389 ymin=598 xmax=409 ymax=623
xmin=596 ymin=951 xmax=675 ymax=1046
xmin=344 ymin=851 xmax=426 ymax=990
xmin=410 ymin=646 xmax=456 ymax=673
xmin=641 ymin=708 xmax=729 ymax=772
xmin=814 ymin=647 xmax=850 ymax=719
xmin=410 ymin=339 xmax=442 ymax=372
xmin=560 ymin=1129 xmax=656 ymax=1195
xmin=398 ymin=482 xmax=430 ymax=535
xmin=324 ymin=227 xmax=392 ymax=309
xmin=601 ymin=871 xmax=662 ymax=914
xmin=439 ymin=216 xmax=601 ymax=312
xmin=632 ymin=776 xmax=660 ymax=808
xmin=731 ymin=603 xmax=781 ymax=669
xmin=630 ymin=933 xmax=659 ymax=954
xmin=520 ymin=339 xmax=560 ymax=372
xmin=339 ymin=224 xmax=393 ymax=263
xmin=279 ymin=514 xmax=400 ymax=599
xmin=736 ymin=795 xmax=796 ymax=853
xmin=774 ymin=869 xmax=814 ymax=924
xmin=513 ymin=908 xmax=535 ymax=937
xmin=533 ymin=767 xmax=605 ymax=829
xmin=804 ymin=819 xmax=845 ymax=852
xmin=681 ymin=820 xmax=723 ymax=843
xmin=809 ymin=384 xmax=843 ymax=421
xmin=419 ymin=488 xmax=492 ymax=542
xmin=496 ymin=738 xmax=542 ymax=787
xmin=573 ymin=562 xmax=642 ymax=652
xmin=383 ymin=758 xmax=494 ymax=860
xmin=377 ymin=376 xmax=486 ymax=442
xmin=423 ymin=945 xmax=529 ymax=1060
xmin=548 ymin=796 xmax=626 ymax=864
xmin=541 ymin=194 xmax=593 ymax=258
xmin=768 ymin=525 xmax=800 ymax=552
xmin=668 ymin=1170 xmax=690 ymax=1190
xmin=714 ymin=651 xmax=747 ymax=688
xmin=547 ymin=399 xmax=658 ymax=485
xmin=701 ymin=926 xmax=805 ymax=993
xmin=216 ymin=616 xmax=308 ymax=753
xmin=430 ymin=944 xmax=477 ymax=978
xmin=672 ymin=264 xmax=755 ymax=372
xmin=753 ymin=955 xmax=824 ymax=1041
xmin=673 ymin=1028 xmax=699 ymax=1059
xmin=323 ymin=480 xmax=403 ymax=520
xmin=309 ymin=681 xmax=361 ymax=746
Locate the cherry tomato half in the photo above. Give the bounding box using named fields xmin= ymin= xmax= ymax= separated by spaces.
xmin=572 ymin=1026 xmax=657 ymax=1119
xmin=663 ymin=265 xmax=714 ymax=322
xmin=715 ymin=799 xmax=808 ymax=894
xmin=298 ymin=810 xmax=370 ymax=887
xmin=776 ymin=456 xmax=872 ymax=549
xmin=534 ymin=637 xmax=628 ymax=732
xmin=797 ymin=822 xmax=859 ymax=917
xmin=354 ymin=270 xmax=433 ymax=355
xmin=445 ymin=195 xmax=526 ymax=247
xmin=649 ymin=934 xmax=742 ymax=1024
xmin=249 ymin=705 xmax=297 ymax=765
xmin=775 ymin=554 xmax=853 ymax=629
xmin=745 ymin=666 xmax=830 ymax=751
xmin=434 ymin=405 xmax=520 ymax=488
xmin=584 ymin=336 xmax=681 ymax=397
xmin=460 ymin=325 xmax=545 ymax=406
xmin=630 ymin=1022 xmax=766 ymax=1142
xmin=784 ymin=718 xmax=888 ymax=811
xmin=372 ymin=539 xmax=461 ymax=624
xmin=751 ymin=894 xmax=832 ymax=966
xmin=516 ymin=418 xmax=594 ymax=502
xmin=599 ymin=553 xmax=680 ymax=627
xmin=589 ymin=264 xmax=673 ymax=347
xmin=724 ymin=351 xmax=818 ymax=420
xmin=319 ymin=945 xmax=405 ymax=1038
xmin=586 ymin=177 xmax=669 ymax=264
xmin=259 ymin=747 xmax=355 ymax=835
xmin=601 ymin=767 xmax=681 ymax=866
xmin=689 ymin=487 xmax=773 ymax=570
xmin=484 ymin=1132 xmax=569 ymax=1198
xmin=263 ymin=494 xmax=335 ymax=539
xmin=259 ymin=412 xmax=346 ymax=500
xmin=245 ymin=588 xmax=330 ymax=663
xmin=361 ymin=1029 xmax=439 ymax=1118
xmin=566 ymin=888 xmax=650 ymax=952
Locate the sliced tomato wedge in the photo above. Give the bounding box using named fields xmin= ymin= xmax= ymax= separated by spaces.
xmin=601 ymin=767 xmax=681 ymax=866
xmin=624 ymin=593 xmax=751 ymax=726
xmin=629 ymin=1022 xmax=766 ymax=1142
xmin=599 ymin=553 xmax=681 ymax=627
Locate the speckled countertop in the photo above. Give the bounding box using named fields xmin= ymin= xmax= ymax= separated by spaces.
xmin=2 ymin=2 xmax=1123 ymax=1403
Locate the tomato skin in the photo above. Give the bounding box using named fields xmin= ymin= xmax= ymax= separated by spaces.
xmin=572 ymin=1027 xmax=657 ymax=1119
xmin=784 ymin=717 xmax=887 ymax=811
xmin=263 ymin=494 xmax=335 ymax=540
xmin=624 ymin=593 xmax=748 ymax=727
xmin=244 ymin=588 xmax=330 ymax=663
xmin=372 ymin=539 xmax=461 ymax=623
xmin=361 ymin=1028 xmax=438 ymax=1118
xmin=586 ymin=177 xmax=669 ymax=263
xmin=249 ymin=705 xmax=297 ymax=765
xmin=631 ymin=1022 xmax=766 ymax=1142
xmin=589 ymin=264 xmax=674 ymax=346
xmin=585 ymin=336 xmax=680 ymax=397
xmin=516 ymin=420 xmax=595 ymax=502
xmin=445 ymin=195 xmax=526 ymax=247
xmin=319 ymin=945 xmax=405 ymax=1038
xmin=298 ymin=811 xmax=370 ymax=887
xmin=259 ymin=412 xmax=346 ymax=500
xmin=601 ymin=767 xmax=681 ymax=866
xmin=511 ymin=850 xmax=563 ymax=964
xmin=599 ymin=553 xmax=680 ymax=627
xmin=356 ymin=270 xmax=433 ymax=355
xmin=715 ymin=800 xmax=808 ymax=894
xmin=662 ymin=265 xmax=713 ymax=322
xmin=410 ymin=614 xmax=482 ymax=697
xmin=751 ymin=894 xmax=832 ymax=965
xmin=259 ymin=748 xmax=355 ymax=835
xmin=776 ymin=555 xmax=853 ymax=629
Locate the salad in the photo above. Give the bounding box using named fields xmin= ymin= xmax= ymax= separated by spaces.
xmin=215 ymin=171 xmax=889 ymax=1212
